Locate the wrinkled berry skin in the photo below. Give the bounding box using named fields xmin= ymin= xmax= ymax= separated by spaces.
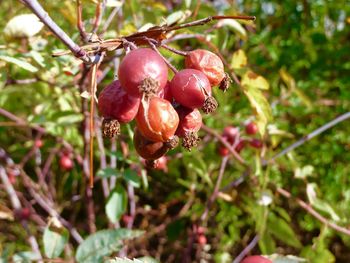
xmin=118 ymin=48 xmax=168 ymax=97
xmin=133 ymin=128 xmax=169 ymax=160
xmin=170 ymin=69 xmax=212 ymax=109
xmin=175 ymin=106 xmax=202 ymax=137
xmin=185 ymin=49 xmax=225 ymax=86
xmin=98 ymin=80 xmax=140 ymax=123
xmin=241 ymin=255 xmax=272 ymax=263
xmin=136 ymin=96 xmax=179 ymax=142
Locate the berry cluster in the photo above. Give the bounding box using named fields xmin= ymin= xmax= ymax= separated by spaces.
xmin=98 ymin=47 xmax=230 ymax=167
xmin=218 ymin=121 xmax=263 ymax=157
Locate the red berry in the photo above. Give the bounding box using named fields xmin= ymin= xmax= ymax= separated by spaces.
xmin=218 ymin=146 xmax=229 ymax=157
xmin=235 ymin=139 xmax=246 ymax=153
xmin=185 ymin=49 xmax=225 ymax=86
xmin=154 ymin=156 xmax=168 ymax=172
xmin=250 ymin=138 xmax=263 ymax=149
xmin=122 ymin=214 xmax=132 ymax=225
xmin=118 ymin=48 xmax=168 ymax=97
xmin=59 ymin=155 xmax=74 ymax=171
xmin=16 ymin=207 xmax=31 ymax=221
xmin=157 ymin=81 xmax=173 ymax=102
xmin=136 ymin=96 xmax=179 ymax=142
xmin=222 ymin=126 xmax=239 ymax=144
xmin=176 ymin=106 xmax=202 ymax=137
xmin=241 ymin=255 xmax=272 ymax=263
xmin=197 ymin=234 xmax=207 ymax=246
xmin=34 ymin=139 xmax=43 ymax=148
xmin=8 ymin=172 xmax=16 ymax=184
xmin=98 ymin=80 xmax=140 ymax=123
xmin=175 ymin=106 xmax=202 ymax=150
xmin=170 ymin=69 xmax=217 ymax=113
xmin=197 ymin=226 xmax=205 ymax=235
xmin=133 ymin=128 xmax=175 ymax=160
xmin=245 ymin=122 xmax=258 ymax=135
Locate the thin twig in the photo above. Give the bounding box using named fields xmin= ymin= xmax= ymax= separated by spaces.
xmin=264 ymin=112 xmax=350 ymax=165
xmin=76 ymin=0 xmax=88 ymax=42
xmin=22 ymin=0 xmax=92 ymax=63
xmin=201 ymin=125 xmax=246 ymax=165
xmin=232 ymin=235 xmax=260 ymax=263
xmin=277 ymin=187 xmax=350 ymax=236
xmin=200 ymin=156 xmax=229 ymax=221
xmin=101 ymin=1 xmax=125 ymax=34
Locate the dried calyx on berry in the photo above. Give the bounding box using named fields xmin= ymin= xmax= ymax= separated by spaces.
xmin=170 ymin=69 xmax=218 ymax=114
xmin=219 ymin=73 xmax=233 ymax=92
xmin=98 ymin=80 xmax=140 ymax=138
xmin=118 ymin=48 xmax=168 ymax=98
xmin=176 ymin=106 xmax=202 ymax=151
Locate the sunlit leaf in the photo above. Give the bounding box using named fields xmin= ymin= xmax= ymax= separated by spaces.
xmin=0 ymin=55 xmax=38 ymax=73
xmin=242 ymin=71 xmax=269 ymax=90
xmin=43 ymin=218 xmax=69 ymax=258
xmin=105 ymin=185 xmax=127 ymax=223
xmin=4 ymin=14 xmax=43 ymax=38
xmin=231 ymin=49 xmax=248 ymax=69
xmin=217 ymin=19 xmax=247 ymax=40
xmin=76 ymin=229 xmax=143 ymax=263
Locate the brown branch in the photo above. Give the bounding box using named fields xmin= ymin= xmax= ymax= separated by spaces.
xmin=232 ymin=235 xmax=260 ymax=263
xmin=277 ymin=187 xmax=350 ymax=236
xmin=22 ymin=0 xmax=92 ymax=64
xmin=76 ymin=0 xmax=88 ymax=42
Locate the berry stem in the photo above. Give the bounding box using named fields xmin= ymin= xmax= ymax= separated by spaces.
xmin=161 ymin=44 xmax=188 ymax=56
xmin=146 ymin=39 xmax=178 ymax=74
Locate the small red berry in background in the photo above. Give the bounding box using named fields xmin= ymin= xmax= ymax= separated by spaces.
xmin=197 ymin=234 xmax=207 ymax=246
xmin=34 ymin=139 xmax=43 ymax=148
xmin=59 ymin=155 xmax=74 ymax=171
xmin=185 ymin=49 xmax=225 ymax=86
xmin=250 ymin=138 xmax=263 ymax=149
xmin=122 ymin=214 xmax=132 ymax=226
xmin=118 ymin=48 xmax=168 ymax=97
xmin=245 ymin=122 xmax=258 ymax=135
xmin=241 ymin=255 xmax=272 ymax=263
xmin=218 ymin=146 xmax=229 ymax=157
xmin=8 ymin=171 xmax=16 ymax=184
xmin=154 ymin=156 xmax=168 ymax=173
xmin=222 ymin=126 xmax=239 ymax=143
xmin=235 ymin=139 xmax=247 ymax=153
xmin=15 ymin=207 xmax=31 ymax=221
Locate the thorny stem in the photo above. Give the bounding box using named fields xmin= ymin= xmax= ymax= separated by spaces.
xmin=22 ymin=0 xmax=92 ymax=64
xmin=232 ymin=235 xmax=260 ymax=263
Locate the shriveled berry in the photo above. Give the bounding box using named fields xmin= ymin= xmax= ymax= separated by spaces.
xmin=245 ymin=122 xmax=258 ymax=135
xmin=118 ymin=48 xmax=168 ymax=97
xmin=250 ymin=138 xmax=263 ymax=149
xmin=133 ymin=128 xmax=178 ymax=160
xmin=170 ymin=69 xmax=217 ymax=113
xmin=59 ymin=155 xmax=74 ymax=171
xmin=136 ymin=96 xmax=179 ymax=142
xmin=185 ymin=49 xmax=225 ymax=86
xmin=98 ymin=80 xmax=140 ymax=123
xmin=241 ymin=255 xmax=272 ymax=263
xmin=176 ymin=106 xmax=202 ymax=150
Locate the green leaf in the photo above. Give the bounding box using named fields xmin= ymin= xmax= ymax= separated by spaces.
xmin=242 ymin=71 xmax=270 ymax=90
xmin=76 ymin=229 xmax=143 ymax=263
xmin=97 ymin=168 xmax=120 ymax=178
xmin=0 ymin=55 xmax=38 ymax=73
xmin=266 ymin=254 xmax=307 ymax=263
xmin=43 ymin=218 xmax=69 ymax=258
xmin=12 ymin=251 xmax=41 ymax=263
xmin=294 ymin=165 xmax=314 ymax=179
xmin=105 ymin=185 xmax=127 ymax=223
xmin=306 ymin=183 xmax=340 ymax=221
xmin=218 ymin=19 xmax=247 ymax=40
xmin=231 ymin=49 xmax=248 ymax=69
xmin=267 ymin=213 xmax=302 ymax=248
xmin=259 ymin=232 xmax=276 ymax=255
xmin=243 ymin=84 xmax=272 ymax=136
xmin=123 ymin=169 xmax=141 ymax=188
xmin=56 ymin=113 xmax=83 ymax=125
